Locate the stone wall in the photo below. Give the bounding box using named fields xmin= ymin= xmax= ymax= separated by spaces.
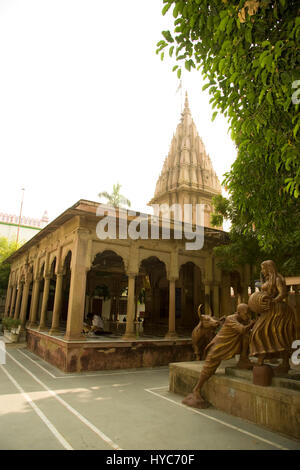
xmin=26 ymin=329 xmax=194 ymax=373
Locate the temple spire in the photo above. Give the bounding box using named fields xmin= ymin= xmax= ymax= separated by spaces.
xmin=148 ymin=93 xmax=222 ymax=228
xmin=184 ymin=91 xmax=190 ymax=113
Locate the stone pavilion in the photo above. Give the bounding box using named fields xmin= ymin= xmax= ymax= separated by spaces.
xmin=3 ymin=94 xmax=252 ymax=372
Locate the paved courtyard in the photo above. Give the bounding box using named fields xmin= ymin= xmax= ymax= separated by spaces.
xmin=0 ymin=342 xmax=299 ymax=451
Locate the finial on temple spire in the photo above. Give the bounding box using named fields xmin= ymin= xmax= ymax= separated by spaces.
xmin=183 ymin=91 xmax=191 ymax=114
xmin=184 ymin=90 xmax=189 ymax=109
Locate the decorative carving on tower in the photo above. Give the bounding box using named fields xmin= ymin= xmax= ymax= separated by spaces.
xmin=148 ymin=92 xmax=222 ymax=228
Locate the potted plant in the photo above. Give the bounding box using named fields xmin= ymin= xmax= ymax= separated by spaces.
xmin=10 ymin=318 xmax=21 ymax=342
xmin=2 ymin=317 xmax=12 ymax=337
xmin=2 ymin=317 xmax=20 ymax=342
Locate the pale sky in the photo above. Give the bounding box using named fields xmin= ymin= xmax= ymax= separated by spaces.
xmin=0 ymin=0 xmax=237 ymax=224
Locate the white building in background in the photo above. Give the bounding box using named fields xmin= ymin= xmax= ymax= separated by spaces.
xmin=0 ymin=211 xmax=49 ymax=243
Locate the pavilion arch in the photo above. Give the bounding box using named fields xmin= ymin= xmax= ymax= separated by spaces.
xmin=137 ymin=256 xmax=169 ymax=335
xmin=49 ymin=257 xmax=57 ymax=277
xmin=24 ymin=265 xmax=34 ymax=321
xmin=19 ymin=266 xmax=26 ymax=283
xmin=61 ymin=247 xmax=73 ymax=269
xmin=36 ymin=250 xmax=73 ymax=333
xmin=39 ymin=260 xmax=45 ymax=279
xmin=91 ymin=243 xmax=129 ymax=272
xmin=86 ymin=250 xmax=128 ymax=327
xmin=138 ymin=249 xmax=170 ymax=275
xmin=33 ymin=260 xmax=46 ymax=324
xmin=38 ymin=257 xmax=58 ymax=328
xmin=26 ymin=264 xmax=34 ymax=284
xmin=49 ymin=252 xmax=58 ymax=272
xmin=62 ymin=250 xmax=72 ymax=273
xmin=91 ymin=249 xmax=126 ymax=270
xmin=59 ymin=250 xmax=72 ymax=326
xmin=178 ymin=256 xmax=204 ymax=274
xmin=177 ymin=261 xmax=204 ymax=331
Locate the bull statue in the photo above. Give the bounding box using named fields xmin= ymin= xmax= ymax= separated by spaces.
xmin=191 ymin=305 xmax=223 ymax=361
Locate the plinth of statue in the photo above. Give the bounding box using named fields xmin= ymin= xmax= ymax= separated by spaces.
xmin=253 ymin=364 xmax=274 ymax=386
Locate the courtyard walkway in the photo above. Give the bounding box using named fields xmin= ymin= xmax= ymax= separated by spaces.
xmin=0 ymin=343 xmax=299 ymax=451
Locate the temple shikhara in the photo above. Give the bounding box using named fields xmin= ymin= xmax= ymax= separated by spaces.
xmin=3 ymin=93 xmax=252 ymax=372
xmin=149 ymin=93 xmax=222 ymax=228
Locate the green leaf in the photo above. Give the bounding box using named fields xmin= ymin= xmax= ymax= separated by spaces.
xmin=162 ymin=3 xmax=172 ymax=16
xmin=262 ymin=40 xmax=271 ymax=48
xmin=173 ymin=3 xmax=180 ymax=18
xmin=245 ymin=28 xmax=252 ymax=44
xmin=219 ymin=16 xmax=229 ymax=32
xmin=266 ymin=91 xmax=273 ymax=105
xmin=162 ymin=30 xmax=174 ymax=43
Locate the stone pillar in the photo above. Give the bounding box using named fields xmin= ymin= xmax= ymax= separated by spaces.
xmin=19 ymin=280 xmax=31 ymax=330
xmin=122 ymin=274 xmax=136 ymax=340
xmin=115 ymin=295 xmax=120 ymax=322
xmin=64 ymin=229 xmax=89 ymax=341
xmin=204 ymin=256 xmax=213 ymax=315
xmin=9 ymin=285 xmax=17 ymax=318
xmin=165 ymin=278 xmax=177 ymax=338
xmin=212 ymin=284 xmax=220 ymax=318
xmin=28 ymin=279 xmax=41 ymax=327
xmin=4 ymin=283 xmax=13 ymax=317
xmin=38 ymin=275 xmax=51 ymax=331
xmin=204 ymin=283 xmax=212 ymax=315
xmin=220 ymin=272 xmax=232 ymax=316
xmin=193 ymin=265 xmax=201 ymax=315
xmin=14 ymin=283 xmax=23 ymax=319
xmin=211 ymin=257 xmax=222 ymax=317
xmin=49 ymin=273 xmax=64 ymax=336
xmin=241 ymin=285 xmax=249 ymax=303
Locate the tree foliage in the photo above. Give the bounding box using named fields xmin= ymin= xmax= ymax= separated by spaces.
xmin=98 ymin=183 xmax=131 ymax=209
xmin=157 ymin=0 xmax=299 ymax=196
xmin=157 ymin=0 xmax=300 ymax=264
xmin=211 ymin=189 xmax=300 ymax=277
xmin=0 ymin=237 xmax=19 ymax=296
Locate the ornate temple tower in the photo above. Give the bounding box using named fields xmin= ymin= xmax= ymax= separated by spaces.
xmin=148 ymin=92 xmax=222 ymax=228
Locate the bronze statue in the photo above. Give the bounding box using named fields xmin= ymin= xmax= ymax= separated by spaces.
xmin=249 ymin=260 xmax=297 ymax=374
xmin=191 ymin=305 xmax=220 ymax=360
xmin=183 ymin=304 xmax=255 ymax=409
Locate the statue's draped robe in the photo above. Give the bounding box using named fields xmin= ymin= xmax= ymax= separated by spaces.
xmin=250 ymin=301 xmax=296 ymax=358
xmin=250 ymin=275 xmax=297 ymax=358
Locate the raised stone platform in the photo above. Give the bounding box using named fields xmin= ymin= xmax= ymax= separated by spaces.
xmin=26 ymin=328 xmax=194 ymax=373
xmin=169 ymin=361 xmax=300 ymax=441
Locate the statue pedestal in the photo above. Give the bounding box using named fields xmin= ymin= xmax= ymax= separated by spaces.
xmin=253 ymin=364 xmax=274 ymax=386
xmin=169 ymin=361 xmax=300 ymax=441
